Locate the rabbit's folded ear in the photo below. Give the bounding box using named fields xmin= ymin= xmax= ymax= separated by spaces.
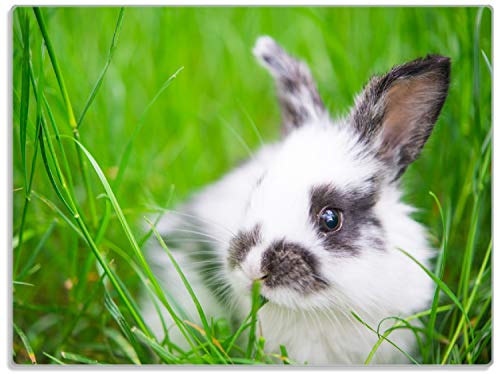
xmin=350 ymin=55 xmax=451 ymax=180
xmin=253 ymin=36 xmax=325 ymax=135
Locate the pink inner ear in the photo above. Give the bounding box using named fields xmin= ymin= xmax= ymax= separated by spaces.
xmin=379 ymin=71 xmax=442 ymax=156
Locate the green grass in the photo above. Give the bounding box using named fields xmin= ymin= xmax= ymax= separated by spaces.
xmin=12 ymin=6 xmax=491 ymax=365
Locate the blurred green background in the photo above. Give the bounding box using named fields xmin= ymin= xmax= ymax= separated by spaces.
xmin=13 ymin=7 xmax=491 ymax=364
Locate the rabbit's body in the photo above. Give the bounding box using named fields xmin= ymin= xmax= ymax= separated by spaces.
xmin=143 ymin=36 xmax=450 ymax=365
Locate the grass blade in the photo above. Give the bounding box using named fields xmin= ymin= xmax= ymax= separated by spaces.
xmin=279 ymin=345 xmax=290 ymax=364
xmin=38 ymin=127 xmax=151 ymax=337
xmin=424 ymin=191 xmax=449 ymax=362
xmin=33 ymin=6 xmax=98 ymax=227
xmin=113 ymin=66 xmax=184 ymax=191
xmin=364 ymin=304 xmax=453 ymax=364
xmin=246 ymin=280 xmax=265 ymax=358
xmin=13 ymin=323 xmax=37 ymax=364
xmin=16 ymin=220 xmax=56 ymax=281
xmin=365 ymin=317 xmax=423 ymax=365
xmin=14 ymin=10 xmax=42 ymax=275
xmin=147 ymin=218 xmax=227 ymax=362
xmin=77 ymin=8 xmax=125 ymax=128
xmin=42 ymin=352 xmax=65 ymax=365
xmin=131 ymin=327 xmax=181 ymax=364
xmin=60 ymin=352 xmax=102 ymax=364
xmin=33 ymin=7 xmax=76 ymax=129
xmin=103 ymin=289 xmax=146 ymax=363
xmin=103 ymin=328 xmax=141 ymax=365
xmin=66 ymin=136 xmax=201 ymax=351
xmin=441 ymin=240 xmax=491 ymax=364
xmin=398 ymin=248 xmax=471 ymax=329
xmin=31 ymin=191 xmax=84 ymax=240
xmin=481 ymin=50 xmax=492 ymax=74
xmin=351 ymin=312 xmax=418 ymax=365
xmin=18 ymin=7 xmax=30 ymax=188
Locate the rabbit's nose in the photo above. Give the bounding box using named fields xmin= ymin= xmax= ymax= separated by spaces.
xmin=260 ymin=239 xmax=328 ymax=293
xmin=240 ymin=245 xmax=268 ymax=281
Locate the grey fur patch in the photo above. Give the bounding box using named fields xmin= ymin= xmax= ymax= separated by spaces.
xmin=309 ymin=183 xmax=385 ymax=255
xmin=189 ymin=242 xmax=233 ymax=308
xmin=227 ymin=224 xmax=262 ymax=269
xmin=261 ymin=240 xmax=328 ymax=294
xmin=253 ymin=36 xmax=325 ymax=135
xmin=349 ymin=55 xmax=451 ymax=180
xmin=160 ymin=220 xmax=233 ymax=308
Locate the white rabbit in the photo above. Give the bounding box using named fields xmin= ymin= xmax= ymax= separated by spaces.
xmin=142 ymin=35 xmax=450 ymax=365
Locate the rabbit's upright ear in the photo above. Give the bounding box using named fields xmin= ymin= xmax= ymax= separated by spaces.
xmin=350 ymin=55 xmax=451 ymax=181
xmin=253 ymin=36 xmax=325 ymax=135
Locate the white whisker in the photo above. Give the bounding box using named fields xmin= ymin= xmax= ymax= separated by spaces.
xmin=162 ymin=209 xmax=236 ymax=236
xmin=163 ymin=228 xmax=226 ymax=244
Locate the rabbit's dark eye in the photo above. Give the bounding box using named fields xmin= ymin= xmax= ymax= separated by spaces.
xmin=319 ymin=207 xmax=342 ymax=232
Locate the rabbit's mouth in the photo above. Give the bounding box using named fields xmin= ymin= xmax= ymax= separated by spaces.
xmin=258 ymin=239 xmax=328 ymax=294
xmin=229 ymin=231 xmax=329 ymax=300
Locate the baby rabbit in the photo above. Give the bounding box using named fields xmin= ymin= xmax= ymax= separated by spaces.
xmin=143 ymin=36 xmax=450 ymax=365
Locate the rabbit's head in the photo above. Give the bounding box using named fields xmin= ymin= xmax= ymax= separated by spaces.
xmin=226 ymin=36 xmax=450 ymax=314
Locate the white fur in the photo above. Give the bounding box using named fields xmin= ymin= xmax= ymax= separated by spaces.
xmin=142 ymin=116 xmax=435 ymax=365
xmin=141 ymin=37 xmax=438 ymax=365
